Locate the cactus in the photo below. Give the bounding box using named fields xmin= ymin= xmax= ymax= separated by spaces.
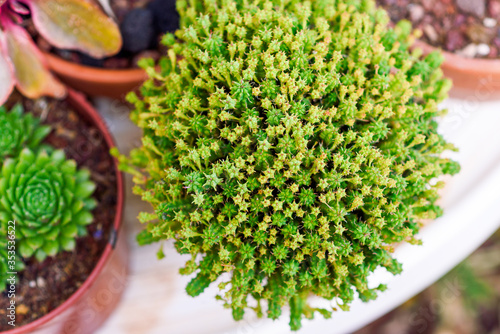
xmin=118 ymin=0 xmax=460 ymax=330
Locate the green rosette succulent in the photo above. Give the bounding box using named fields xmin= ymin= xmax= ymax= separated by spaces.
xmin=0 ymin=104 xmax=51 ymax=159
xmin=118 ymin=0 xmax=460 ymax=330
xmin=0 ymin=148 xmax=97 ymax=262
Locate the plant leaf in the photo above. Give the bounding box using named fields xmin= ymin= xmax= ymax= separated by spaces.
xmin=9 ymin=0 xmax=30 ymax=15
xmin=0 ymin=31 xmax=15 ymax=105
xmin=28 ymin=0 xmax=122 ymax=58
xmin=3 ymin=22 xmax=66 ymax=99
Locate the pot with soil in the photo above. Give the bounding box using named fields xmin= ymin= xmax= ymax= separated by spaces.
xmin=37 ymin=0 xmax=179 ymax=98
xmin=377 ymin=0 xmax=500 ymax=99
xmin=0 ymin=89 xmax=127 ymax=334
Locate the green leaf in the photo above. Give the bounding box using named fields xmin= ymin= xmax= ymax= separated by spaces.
xmin=26 ymin=236 xmax=44 ymax=249
xmin=186 ymin=274 xmax=212 ymax=297
xmin=42 ymin=239 xmax=59 ymax=257
xmin=75 ymin=181 xmax=96 ymax=199
xmin=35 ymin=249 xmax=48 ymax=262
xmin=60 ymin=237 xmax=76 ymax=252
xmin=74 ymin=211 xmax=93 ymax=226
xmin=61 ymin=224 xmax=78 ymax=238
xmin=18 ymin=241 xmax=35 ymax=258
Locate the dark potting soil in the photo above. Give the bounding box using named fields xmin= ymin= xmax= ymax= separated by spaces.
xmin=0 ymin=95 xmax=118 ymax=329
xmin=377 ymin=0 xmax=500 ymax=59
xmin=32 ymin=0 xmax=179 ymax=69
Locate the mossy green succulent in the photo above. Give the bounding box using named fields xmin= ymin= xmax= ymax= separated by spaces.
xmin=118 ymin=0 xmax=459 ymax=330
xmin=0 ymin=104 xmax=51 ymax=159
xmin=0 ymin=148 xmax=97 ymax=262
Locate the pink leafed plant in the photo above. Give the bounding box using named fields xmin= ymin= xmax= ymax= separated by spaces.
xmin=0 ymin=0 xmax=122 ymax=104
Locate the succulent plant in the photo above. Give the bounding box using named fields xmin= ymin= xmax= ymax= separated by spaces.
xmin=0 ymin=148 xmax=97 ymax=262
xmin=0 ymin=103 xmax=50 ymax=159
xmin=0 ymin=225 xmax=24 ymax=291
xmin=118 ymin=0 xmax=460 ymax=330
xmin=0 ymin=0 xmax=122 ymax=104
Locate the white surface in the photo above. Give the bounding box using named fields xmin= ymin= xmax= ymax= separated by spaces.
xmin=94 ymin=97 xmax=500 ymax=334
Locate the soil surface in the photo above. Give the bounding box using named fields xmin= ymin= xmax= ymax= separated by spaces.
xmin=377 ymin=0 xmax=500 ymax=58
xmin=0 ymin=95 xmax=118 ymax=329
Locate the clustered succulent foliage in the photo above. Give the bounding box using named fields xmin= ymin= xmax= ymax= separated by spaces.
xmin=0 ymin=104 xmax=96 ymax=288
xmin=119 ymin=0 xmax=460 ymax=330
xmin=0 ymin=104 xmax=50 ymax=159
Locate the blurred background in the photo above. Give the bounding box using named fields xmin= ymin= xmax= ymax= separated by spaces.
xmin=355 ymin=229 xmax=500 ymax=334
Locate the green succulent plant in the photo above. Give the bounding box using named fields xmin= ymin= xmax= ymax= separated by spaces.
xmin=117 ymin=0 xmax=460 ymax=330
xmin=0 ymin=104 xmax=51 ymax=159
xmin=0 ymin=148 xmax=97 ymax=262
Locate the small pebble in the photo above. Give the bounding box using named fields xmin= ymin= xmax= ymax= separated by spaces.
xmin=432 ymin=2 xmax=447 ymax=17
xmin=16 ymin=304 xmax=28 ymax=315
xmin=421 ymin=0 xmax=433 ymax=11
xmin=454 ymin=14 xmax=467 ymax=27
xmin=423 ymin=24 xmax=438 ymax=42
xmin=36 ymin=277 xmax=46 ymax=288
xmin=456 ymin=0 xmax=486 ymax=18
xmin=408 ymin=4 xmax=425 ymax=22
xmin=28 ymin=281 xmax=36 ymax=288
xmin=466 ymin=24 xmax=496 ymax=43
xmin=477 ymin=43 xmax=491 ymax=56
xmin=489 ymin=0 xmax=500 ymax=18
xmin=458 ymin=44 xmax=478 ymax=58
xmin=483 ymin=17 xmax=497 ymax=28
xmin=489 ymin=46 xmax=498 ymax=57
xmin=446 ymin=30 xmax=466 ymax=51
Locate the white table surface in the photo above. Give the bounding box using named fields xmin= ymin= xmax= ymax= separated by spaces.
xmin=93 ymin=96 xmax=500 ymax=334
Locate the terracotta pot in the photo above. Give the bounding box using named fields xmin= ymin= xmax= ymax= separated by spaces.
xmin=3 ymin=89 xmax=128 ymax=334
xmin=44 ymin=53 xmax=147 ymax=99
xmin=414 ymin=40 xmax=500 ymax=100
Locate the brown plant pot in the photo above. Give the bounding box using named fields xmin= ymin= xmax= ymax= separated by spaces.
xmin=44 ymin=53 xmax=148 ymax=99
xmin=3 ymin=89 xmax=128 ymax=334
xmin=414 ymin=40 xmax=500 ymax=101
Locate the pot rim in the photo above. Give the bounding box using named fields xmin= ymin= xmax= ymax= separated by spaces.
xmin=3 ymin=89 xmax=125 ymax=334
xmin=414 ymin=40 xmax=500 ymax=75
xmin=43 ymin=52 xmax=146 ymax=84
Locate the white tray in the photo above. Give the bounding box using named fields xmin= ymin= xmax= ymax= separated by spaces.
xmin=95 ymin=97 xmax=500 ymax=334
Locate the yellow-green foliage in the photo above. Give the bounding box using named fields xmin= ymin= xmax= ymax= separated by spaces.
xmin=118 ymin=0 xmax=459 ymax=330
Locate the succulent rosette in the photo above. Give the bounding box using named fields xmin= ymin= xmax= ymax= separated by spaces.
xmin=0 ymin=103 xmax=50 ymax=159
xmin=0 ymin=148 xmax=97 ymax=261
